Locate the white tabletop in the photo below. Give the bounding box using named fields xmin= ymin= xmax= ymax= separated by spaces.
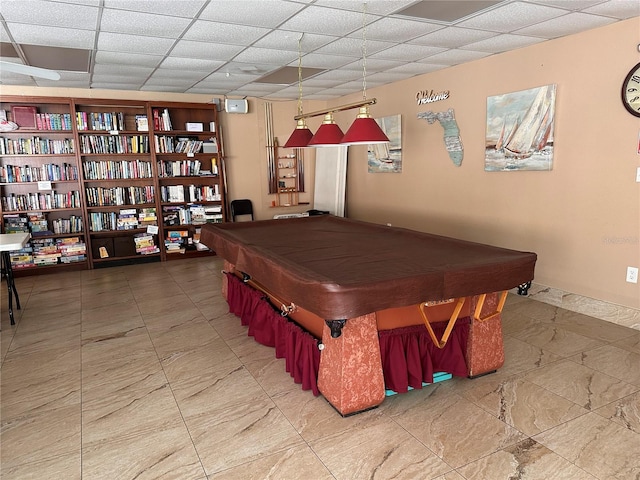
xmin=0 ymin=232 xmax=31 ymax=252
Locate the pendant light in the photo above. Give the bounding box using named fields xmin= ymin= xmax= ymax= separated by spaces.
xmin=340 ymin=2 xmax=389 ymax=146
xmin=307 ymin=112 xmax=345 ymax=147
xmin=283 ymin=34 xmax=314 ymax=148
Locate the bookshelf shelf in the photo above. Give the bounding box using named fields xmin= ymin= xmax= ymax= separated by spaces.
xmin=0 ymin=96 xmax=226 ymax=274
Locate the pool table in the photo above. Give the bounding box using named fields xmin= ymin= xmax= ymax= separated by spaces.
xmin=200 ymin=215 xmax=536 ymax=415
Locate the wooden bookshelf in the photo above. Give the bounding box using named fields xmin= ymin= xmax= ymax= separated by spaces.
xmin=0 ymin=97 xmax=88 ymax=274
xmin=0 ymin=96 xmax=227 ymax=273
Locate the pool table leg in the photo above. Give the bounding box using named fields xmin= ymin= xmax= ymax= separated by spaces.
xmin=317 ymin=312 xmax=386 ymax=416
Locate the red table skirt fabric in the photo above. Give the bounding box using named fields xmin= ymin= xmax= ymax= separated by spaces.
xmin=227 ymin=272 xmax=321 ymax=395
xmin=226 ymin=272 xmax=470 ymax=397
xmin=378 ymin=321 xmax=469 ymax=394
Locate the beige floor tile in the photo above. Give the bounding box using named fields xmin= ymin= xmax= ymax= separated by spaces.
xmin=11 ymin=310 xmax=82 ymax=334
xmin=309 ymin=413 xmax=451 ymax=480
xmin=81 ymin=424 xmax=205 ymax=480
xmin=594 ymin=391 xmax=640 ymax=434
xmin=147 ymin=317 xmax=220 ymax=356
xmin=1 ymin=345 xmax=81 ymax=386
xmin=569 ymin=344 xmax=640 ymax=386
xmin=461 ymin=377 xmax=588 ymax=435
xmin=82 ymin=284 xmax=135 ymax=309
xmin=613 ymin=332 xmax=640 ymax=354
xmin=207 ymin=444 xmax=334 ymax=480
xmin=159 ymin=337 xmax=241 ymax=384
xmin=549 ymin=309 xmax=635 ymax=343
xmin=388 ymin=385 xmax=527 ymax=468
xmin=186 ymin=396 xmax=304 ymax=475
xmin=534 ymin=412 xmax=640 ymax=479
xmin=1 ymin=367 xmax=80 ymax=420
xmin=457 ymin=438 xmax=597 ymax=479
xmin=82 ymin=381 xmax=183 ymax=445
xmin=7 ymin=322 xmax=80 ymax=357
xmin=512 ymin=322 xmax=605 ymax=357
xmin=0 ymin=452 xmax=81 ymax=480
xmin=0 ymin=404 xmax=81 ymax=471
xmin=432 ymin=473 xmax=465 ymax=480
xmin=501 ymin=336 xmax=563 ymax=376
xmin=142 ymin=304 xmax=204 ymax=331
xmin=171 ymin=364 xmax=268 ymax=419
xmin=524 ymin=359 xmax=639 ymax=410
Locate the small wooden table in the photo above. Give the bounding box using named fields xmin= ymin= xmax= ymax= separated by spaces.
xmin=0 ymin=232 xmax=31 ymax=325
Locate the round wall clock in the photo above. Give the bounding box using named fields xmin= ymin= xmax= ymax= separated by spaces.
xmin=621 ymin=62 xmax=640 ymax=117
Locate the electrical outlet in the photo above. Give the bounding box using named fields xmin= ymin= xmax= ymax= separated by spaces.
xmin=627 ymin=266 xmax=639 ymax=284
xmin=636 ymin=167 xmax=640 ymax=183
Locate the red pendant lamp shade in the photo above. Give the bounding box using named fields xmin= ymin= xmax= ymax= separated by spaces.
xmin=307 ymin=113 xmax=345 ymax=147
xmin=284 ymin=119 xmax=313 ymax=148
xmin=341 ymin=106 xmax=389 ymax=145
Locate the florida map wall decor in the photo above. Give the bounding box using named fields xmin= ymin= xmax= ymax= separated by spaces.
xmin=417 ymin=108 xmax=464 ymax=167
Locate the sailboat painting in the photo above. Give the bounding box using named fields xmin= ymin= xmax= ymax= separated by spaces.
xmin=368 ymin=114 xmax=402 ymax=173
xmin=485 ymin=84 xmax=556 ymax=171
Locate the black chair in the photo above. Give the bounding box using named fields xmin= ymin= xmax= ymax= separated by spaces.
xmin=230 ymin=199 xmax=254 ymax=222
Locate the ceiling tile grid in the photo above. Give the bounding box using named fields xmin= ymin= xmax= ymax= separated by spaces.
xmin=0 ymin=0 xmax=637 ymax=99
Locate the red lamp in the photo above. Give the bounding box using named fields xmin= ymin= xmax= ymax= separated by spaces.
xmin=307 ymin=113 xmax=345 ymax=147
xmin=284 ymin=119 xmax=314 ymax=148
xmin=340 ymin=105 xmax=389 ymax=145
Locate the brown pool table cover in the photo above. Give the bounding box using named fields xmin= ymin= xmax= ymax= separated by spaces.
xmin=200 ymin=215 xmax=537 ymax=320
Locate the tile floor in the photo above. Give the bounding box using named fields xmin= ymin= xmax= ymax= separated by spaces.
xmin=1 ymin=257 xmax=640 ymax=479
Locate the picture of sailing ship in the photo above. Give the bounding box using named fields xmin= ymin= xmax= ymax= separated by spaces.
xmin=485 ymin=84 xmax=556 ymax=171
xmin=368 ymin=114 xmax=402 ymax=173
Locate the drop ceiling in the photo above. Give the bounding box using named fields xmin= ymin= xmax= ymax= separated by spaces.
xmin=0 ymin=0 xmax=637 ymax=100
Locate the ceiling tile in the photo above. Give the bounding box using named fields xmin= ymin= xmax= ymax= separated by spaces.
xmin=103 ymin=0 xmax=207 ymax=17
xmin=97 ymin=32 xmax=175 ymax=55
xmin=233 ymin=47 xmax=299 ymax=65
xmin=461 ymin=33 xmax=546 ymax=53
xmin=314 ymin=0 xmax=417 ymax=16
xmin=149 ymin=68 xmax=210 ymax=80
xmin=408 ymin=26 xmax=494 ymax=48
xmin=182 ymin=20 xmax=271 ymax=44
xmin=458 ymin=2 xmax=567 ymax=32
xmin=199 ymin=0 xmax=306 ymax=27
xmin=253 ymin=30 xmax=336 ymax=51
xmin=295 ymin=53 xmax=355 ymax=70
xmin=93 ymin=63 xmax=154 ymax=77
xmin=169 ymin=40 xmax=244 ymax=60
xmin=516 ymin=12 xmax=616 ymax=37
xmin=140 ymin=84 xmax=188 ymax=92
xmin=160 ymin=57 xmax=225 ymax=71
xmin=417 ymin=48 xmax=492 ymax=65
xmin=0 ymin=1 xmax=99 ymax=29
xmin=340 ymin=58 xmax=406 ymax=72
xmin=144 ymin=77 xmax=199 ymax=87
xmin=279 ymin=5 xmax=365 ymax=35
xmin=351 ymin=17 xmax=442 ymax=43
xmin=100 ymin=8 xmax=192 ymax=37
xmin=371 ymin=43 xmax=446 ymax=61
xmin=91 ymin=82 xmax=145 ymax=90
xmin=35 ymin=79 xmax=90 ymax=88
xmin=386 ymin=62 xmax=449 ymax=75
xmin=7 ymin=23 xmax=96 ymax=49
xmin=313 ymin=37 xmax=395 ymax=57
xmin=584 ymin=0 xmax=640 ymax=18
xmin=95 ymin=51 xmax=163 ymax=68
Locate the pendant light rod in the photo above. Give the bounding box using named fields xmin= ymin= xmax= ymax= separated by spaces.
xmin=293 ymin=98 xmax=377 ymax=121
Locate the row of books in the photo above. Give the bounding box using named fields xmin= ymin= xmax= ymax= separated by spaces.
xmin=160 ymin=184 xmax=221 ymax=203
xmin=163 ymin=204 xmax=223 ymax=226
xmin=154 ymin=136 xmax=203 ymax=154
xmin=152 ymin=108 xmax=173 ymax=131
xmin=88 ymin=207 xmax=157 ymax=232
xmin=1 ymin=191 xmax=81 ymax=212
xmin=11 ymin=237 xmax=87 ymax=268
xmin=36 ymin=113 xmax=74 ymax=131
xmin=82 ymin=159 xmax=153 ymax=180
xmin=134 ymin=233 xmax=160 ymax=255
xmin=85 ymin=185 xmax=155 ymax=207
xmin=0 ymin=163 xmax=79 ymax=183
xmin=76 ymin=111 xmax=126 ymax=132
xmin=79 ymin=135 xmax=150 ymax=155
xmin=5 ymin=212 xmax=83 ymax=236
xmin=157 ymin=159 xmax=202 ymax=177
xmin=0 ymin=137 xmax=75 ymax=155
